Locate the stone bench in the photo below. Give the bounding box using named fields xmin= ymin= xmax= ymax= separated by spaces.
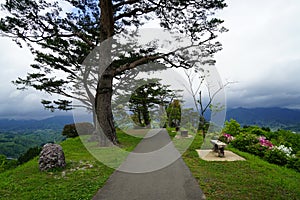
xmin=210 ymin=140 xmax=227 ymax=157
xmin=180 ymin=130 xmax=188 ymax=137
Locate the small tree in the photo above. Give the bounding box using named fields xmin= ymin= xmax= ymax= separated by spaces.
xmin=223 ymin=119 xmax=241 ymax=136
xmin=18 ymin=146 xmax=42 ymax=165
xmin=166 ymin=99 xmax=182 ymax=128
xmin=184 ymin=68 xmax=234 ymax=138
xmin=129 ymin=82 xmax=181 ymax=128
xmin=62 ymin=124 xmax=78 ymax=138
xmin=62 ymin=122 xmax=94 ymax=138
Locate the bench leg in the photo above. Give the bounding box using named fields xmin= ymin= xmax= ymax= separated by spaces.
xmin=213 ymin=144 xmax=218 ymax=152
xmin=218 ymin=147 xmax=225 ymax=157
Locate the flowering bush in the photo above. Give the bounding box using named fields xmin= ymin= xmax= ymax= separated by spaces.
xmin=224 ymin=125 xmax=300 ymax=172
xmin=223 ymin=119 xmax=241 ymax=136
xmin=219 ymin=133 xmax=234 ymax=144
xmin=247 ymin=143 xmax=268 ymax=157
xmin=266 ymin=145 xmax=300 ymax=171
xmin=224 ymin=133 xmax=234 ymax=142
xmin=231 ymin=133 xmax=259 ymax=152
xmin=264 ymin=148 xmax=288 ymax=166
xmin=258 ymin=136 xmax=273 ymax=149
xmin=274 ymin=145 xmax=293 ymax=157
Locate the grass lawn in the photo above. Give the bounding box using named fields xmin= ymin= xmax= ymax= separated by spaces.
xmin=1 ymin=128 xmax=299 ymax=200
xmin=182 ymin=132 xmax=300 ymax=200
xmin=0 ymin=130 xmax=141 ymax=200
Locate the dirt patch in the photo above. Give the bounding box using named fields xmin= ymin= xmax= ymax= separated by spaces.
xmin=196 ymin=150 xmax=246 ymax=161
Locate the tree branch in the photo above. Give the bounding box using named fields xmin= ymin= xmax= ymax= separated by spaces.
xmin=113 ymin=0 xmax=139 ymax=10
xmin=114 ymin=7 xmax=157 ymax=21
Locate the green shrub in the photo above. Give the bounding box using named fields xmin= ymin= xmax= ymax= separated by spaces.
xmin=62 ymin=122 xmax=94 ymax=138
xmin=18 ymin=146 xmax=42 ymax=165
xmin=62 ymin=124 xmax=78 ymax=138
xmin=0 ymin=154 xmax=18 ymax=173
xmin=264 ymin=148 xmax=288 ymax=166
xmin=249 ymin=126 xmax=268 ymax=136
xmin=223 ymin=119 xmax=241 ymax=136
xmin=270 ymin=129 xmax=300 ymax=153
xmin=218 ymin=135 xmax=227 ymax=143
xmin=246 ymin=143 xmax=268 ymax=157
xmin=231 ymin=133 xmax=258 ymax=152
xmin=261 ymin=127 xmax=271 ymax=132
xmin=286 ymin=157 xmax=300 ymax=172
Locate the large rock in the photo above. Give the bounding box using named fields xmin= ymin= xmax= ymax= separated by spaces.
xmin=39 ymin=143 xmax=66 ymax=171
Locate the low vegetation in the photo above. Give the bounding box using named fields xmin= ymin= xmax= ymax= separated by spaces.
xmin=0 ymin=130 xmax=141 ymax=199
xmin=62 ymin=122 xmax=94 ymax=138
xmin=0 ymin=129 xmax=64 ymax=158
xmin=1 ymin=120 xmax=299 ymax=199
xmin=220 ymin=120 xmax=300 ymax=172
xmin=182 ymin=132 xmax=300 ymax=200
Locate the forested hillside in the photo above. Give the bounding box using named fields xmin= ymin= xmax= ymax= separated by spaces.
xmin=226 ymin=107 xmax=300 ymax=131
xmin=0 ymin=116 xmax=74 ymax=158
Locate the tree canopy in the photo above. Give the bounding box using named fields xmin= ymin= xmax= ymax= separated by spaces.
xmin=0 ymin=0 xmax=227 ymax=144
xmin=129 ymin=81 xmax=181 ymax=127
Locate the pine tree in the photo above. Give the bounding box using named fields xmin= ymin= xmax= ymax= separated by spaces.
xmin=0 ymin=0 xmax=227 ymax=144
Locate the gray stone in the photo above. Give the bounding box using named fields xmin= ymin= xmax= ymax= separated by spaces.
xmin=181 ymin=130 xmax=188 ymax=137
xmin=39 ymin=143 xmax=66 ymax=171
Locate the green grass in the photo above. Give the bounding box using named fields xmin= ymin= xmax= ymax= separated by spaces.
xmin=0 ymin=130 xmax=141 ymax=200
xmin=182 ymin=133 xmax=300 ymax=200
xmin=2 ymin=128 xmax=299 ymax=200
xmin=167 ymin=127 xmax=196 ymax=154
xmin=166 ymin=127 xmax=177 ymax=138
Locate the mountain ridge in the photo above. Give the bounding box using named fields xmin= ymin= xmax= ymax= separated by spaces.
xmin=0 ymin=107 xmax=299 ymax=132
xmin=226 ymin=107 xmax=300 ymax=131
xmin=0 ymin=115 xmax=74 ymax=131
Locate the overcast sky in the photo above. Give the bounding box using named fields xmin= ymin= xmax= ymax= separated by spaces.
xmin=215 ymin=0 xmax=300 ymax=109
xmin=0 ymin=0 xmax=300 ymax=119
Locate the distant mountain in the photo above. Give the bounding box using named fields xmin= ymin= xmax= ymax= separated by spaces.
xmin=0 ymin=115 xmax=74 ymax=131
xmin=226 ymin=107 xmax=300 ymax=131
xmin=1 ymin=107 xmax=300 ymax=132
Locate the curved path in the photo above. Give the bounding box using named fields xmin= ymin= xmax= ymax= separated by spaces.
xmin=93 ymin=129 xmax=205 ymax=200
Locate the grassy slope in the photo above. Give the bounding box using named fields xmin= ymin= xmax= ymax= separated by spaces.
xmin=182 ymin=133 xmax=300 ymax=200
xmin=0 ymin=130 xmax=141 ymax=200
xmin=1 ymin=129 xmax=299 ymax=200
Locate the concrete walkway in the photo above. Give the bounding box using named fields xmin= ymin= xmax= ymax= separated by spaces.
xmin=93 ymin=129 xmax=205 ymax=200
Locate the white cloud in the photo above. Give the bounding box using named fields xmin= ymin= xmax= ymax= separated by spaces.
xmin=0 ymin=37 xmax=70 ymax=118
xmin=0 ymin=0 xmax=300 ymax=119
xmin=215 ymin=0 xmax=300 ymax=108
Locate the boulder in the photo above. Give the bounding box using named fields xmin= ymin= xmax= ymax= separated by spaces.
xmin=39 ymin=143 xmax=66 ymax=171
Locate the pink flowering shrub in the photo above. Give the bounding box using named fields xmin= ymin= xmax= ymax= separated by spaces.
xmin=218 ymin=133 xmax=234 ymax=144
xmin=223 ymin=125 xmax=300 ymax=172
xmin=258 ymin=136 xmax=273 ymax=149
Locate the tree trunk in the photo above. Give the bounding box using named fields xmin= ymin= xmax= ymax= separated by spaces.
xmin=95 ymin=71 xmax=118 ymax=145
xmin=198 ymin=115 xmax=206 ymax=139
xmin=99 ymin=0 xmax=114 ymax=42
xmin=93 ymin=0 xmax=117 ymax=145
xmin=142 ymin=103 xmax=151 ymax=127
xmin=137 ymin=110 xmax=142 ymax=126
